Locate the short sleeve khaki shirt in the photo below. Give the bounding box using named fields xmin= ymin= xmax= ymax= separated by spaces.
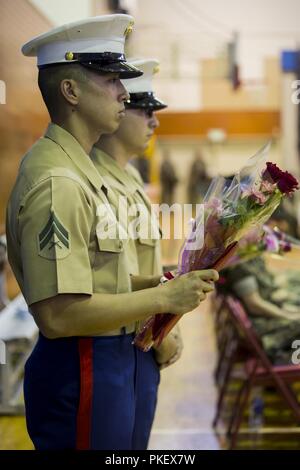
xmin=91 ymin=148 xmax=162 ymax=277
xmin=6 ymin=124 xmax=133 ymax=306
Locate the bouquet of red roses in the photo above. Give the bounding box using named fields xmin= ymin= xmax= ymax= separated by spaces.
xmin=133 ymin=144 xmax=299 ymax=352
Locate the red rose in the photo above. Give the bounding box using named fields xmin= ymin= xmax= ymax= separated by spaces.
xmin=277 ymin=171 xmax=299 ymax=194
xmin=262 ymin=162 xmax=284 ymax=182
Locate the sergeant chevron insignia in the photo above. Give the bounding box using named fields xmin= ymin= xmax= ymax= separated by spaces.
xmin=38 ymin=211 xmax=70 ymax=260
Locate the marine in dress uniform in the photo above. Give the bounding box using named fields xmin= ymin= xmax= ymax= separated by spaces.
xmin=93 ymin=60 xmax=165 ymax=277
xmin=91 ymin=60 xmax=183 ymax=448
xmin=6 ymin=19 xmax=218 ymax=449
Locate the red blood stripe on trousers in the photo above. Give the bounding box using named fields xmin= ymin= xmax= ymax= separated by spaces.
xmin=76 ymin=338 xmax=93 ymax=450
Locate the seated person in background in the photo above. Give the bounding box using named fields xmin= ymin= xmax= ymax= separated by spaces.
xmin=219 ymin=255 xmax=300 ymax=364
xmin=273 ymin=269 xmax=300 ymax=311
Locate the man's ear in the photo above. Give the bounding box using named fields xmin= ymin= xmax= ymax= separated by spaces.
xmin=60 ymin=79 xmax=80 ymax=106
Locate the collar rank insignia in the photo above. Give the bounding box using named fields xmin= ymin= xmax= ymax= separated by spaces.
xmin=38 ymin=212 xmax=70 ymax=260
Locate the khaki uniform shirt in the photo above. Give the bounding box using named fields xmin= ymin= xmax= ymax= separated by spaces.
xmin=90 ymin=149 xmax=184 ymax=367
xmin=91 ymin=149 xmax=162 ymax=277
xmin=6 ymin=124 xmax=135 ymax=308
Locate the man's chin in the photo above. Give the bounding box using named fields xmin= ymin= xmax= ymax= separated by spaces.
xmin=101 ymin=121 xmax=120 ymax=135
xmin=131 ymin=145 xmax=147 ymax=156
xmin=136 ymin=140 xmax=149 ymax=153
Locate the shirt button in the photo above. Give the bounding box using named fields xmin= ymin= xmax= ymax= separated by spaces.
xmin=119 ymin=241 xmax=123 ymax=249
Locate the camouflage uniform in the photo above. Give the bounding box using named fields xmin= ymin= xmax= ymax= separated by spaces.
xmin=222 ymin=257 xmax=300 ymax=362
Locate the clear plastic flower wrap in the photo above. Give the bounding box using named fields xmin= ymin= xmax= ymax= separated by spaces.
xmin=133 ymin=144 xmax=299 ymax=352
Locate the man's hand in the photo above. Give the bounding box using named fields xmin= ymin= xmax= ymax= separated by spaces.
xmin=160 ymin=269 xmax=219 ymax=315
xmin=30 ymin=270 xmax=218 ymax=339
xmin=154 ymin=325 xmax=184 ymax=369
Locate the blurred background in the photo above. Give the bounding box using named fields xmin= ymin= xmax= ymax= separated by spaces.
xmin=1 ymin=0 xmax=300 ymax=451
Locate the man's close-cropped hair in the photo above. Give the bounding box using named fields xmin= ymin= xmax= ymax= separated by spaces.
xmin=38 ymin=63 xmax=90 ymax=119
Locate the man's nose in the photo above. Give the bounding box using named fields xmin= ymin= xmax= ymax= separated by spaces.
xmin=118 ymin=81 xmax=130 ymax=102
xmin=149 ymin=113 xmax=159 ymax=129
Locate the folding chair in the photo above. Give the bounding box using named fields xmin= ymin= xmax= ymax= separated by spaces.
xmin=224 ymin=296 xmax=300 ymax=449
xmin=212 ymin=295 xmax=232 ymax=384
xmin=212 ymin=296 xmax=251 ymax=427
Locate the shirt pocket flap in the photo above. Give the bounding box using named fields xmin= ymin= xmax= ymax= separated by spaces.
xmin=137 ymin=237 xmax=157 ymax=247
xmin=97 ymin=236 xmax=125 ymax=253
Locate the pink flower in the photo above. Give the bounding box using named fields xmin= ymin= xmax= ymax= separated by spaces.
xmin=260 ymin=180 xmax=277 ymax=194
xmin=264 ymin=233 xmax=279 ymax=252
xmin=247 ymin=189 xmax=267 ymax=205
xmin=205 ymin=198 xmax=222 ymax=213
